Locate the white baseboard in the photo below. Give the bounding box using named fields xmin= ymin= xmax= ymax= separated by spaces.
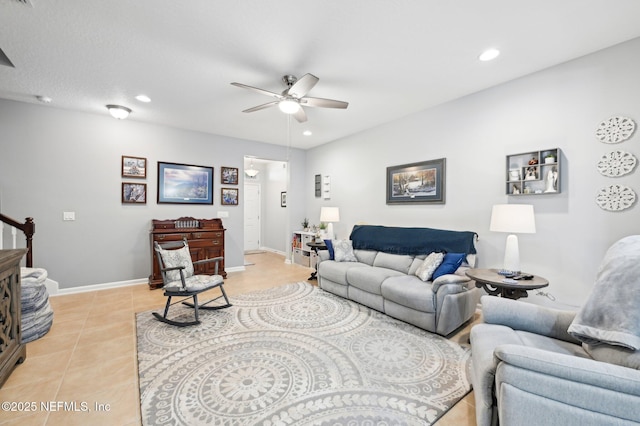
xmin=49 ymin=265 xmax=247 ymax=296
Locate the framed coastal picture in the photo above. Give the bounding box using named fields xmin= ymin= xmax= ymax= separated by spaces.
xmin=157 ymin=162 xmax=214 ymax=204
xmin=221 ymin=188 xmax=239 ymax=205
xmin=122 ymin=182 xmax=147 ymax=204
xmin=386 ymin=158 xmax=446 ymax=204
xmin=221 ymin=167 xmax=239 ymax=185
xmin=121 ymin=156 xmax=147 ymax=178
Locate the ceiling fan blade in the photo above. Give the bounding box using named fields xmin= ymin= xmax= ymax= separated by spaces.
xmin=231 ymin=82 xmax=283 ymax=99
xmin=242 ymin=101 xmax=279 ymax=113
xmin=300 ymin=96 xmax=349 ymax=109
xmin=292 ymin=107 xmax=308 ymax=123
xmin=287 ymin=73 xmax=319 ymax=98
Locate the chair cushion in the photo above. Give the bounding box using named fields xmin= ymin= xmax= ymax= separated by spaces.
xmin=381 ymin=275 xmax=436 ymax=312
xmin=159 ymin=245 xmax=194 ymax=282
xmin=165 ymin=274 xmax=223 ymax=292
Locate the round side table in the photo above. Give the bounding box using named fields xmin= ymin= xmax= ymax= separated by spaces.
xmin=465 ymin=268 xmax=549 ymax=300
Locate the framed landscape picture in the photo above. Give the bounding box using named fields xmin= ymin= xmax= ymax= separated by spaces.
xmin=221 ymin=188 xmax=239 ymax=205
xmin=221 ymin=167 xmax=239 ymax=185
xmin=122 ymin=156 xmax=147 ymax=178
xmin=122 ymin=182 xmax=146 ymax=204
xmin=386 ymin=158 xmax=446 ymax=204
xmin=157 ymin=162 xmax=214 ymax=204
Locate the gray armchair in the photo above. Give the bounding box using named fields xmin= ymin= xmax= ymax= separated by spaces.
xmin=470 ymin=235 xmax=640 ymax=426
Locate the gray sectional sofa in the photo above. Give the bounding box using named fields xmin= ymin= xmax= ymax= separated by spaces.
xmin=317 ymin=225 xmax=481 ymax=336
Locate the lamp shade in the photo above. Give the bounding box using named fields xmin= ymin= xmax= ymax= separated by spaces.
xmin=490 ymin=204 xmax=535 ymax=274
xmin=490 ymin=204 xmax=536 ymax=234
xmin=320 ymin=207 xmax=340 ymax=223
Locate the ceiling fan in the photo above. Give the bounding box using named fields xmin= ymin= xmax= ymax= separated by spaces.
xmin=231 ymin=73 xmax=348 ymax=123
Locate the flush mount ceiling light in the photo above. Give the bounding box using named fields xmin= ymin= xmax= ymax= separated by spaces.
xmin=245 ymin=159 xmax=259 ymax=177
xmin=479 ymin=48 xmax=500 ymax=62
xmin=106 ymin=104 xmax=132 ymax=119
xmin=303 ymin=130 xmax=312 ymax=136
xmin=278 ymin=98 xmax=301 ymax=114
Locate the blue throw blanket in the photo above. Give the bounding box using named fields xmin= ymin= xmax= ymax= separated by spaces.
xmin=349 ymin=225 xmax=477 ymax=255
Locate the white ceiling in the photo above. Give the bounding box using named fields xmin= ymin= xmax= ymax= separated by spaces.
xmin=2 ymin=0 xmax=640 ymax=150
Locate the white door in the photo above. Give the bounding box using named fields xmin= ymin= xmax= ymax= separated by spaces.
xmin=244 ymin=183 xmax=261 ymax=251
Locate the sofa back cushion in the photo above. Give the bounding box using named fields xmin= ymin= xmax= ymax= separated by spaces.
xmin=373 ymin=252 xmax=415 ymax=274
xmin=354 ymin=249 xmax=377 ymax=265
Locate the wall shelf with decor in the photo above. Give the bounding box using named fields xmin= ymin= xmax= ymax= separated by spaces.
xmin=506 ymin=148 xmax=561 ymax=195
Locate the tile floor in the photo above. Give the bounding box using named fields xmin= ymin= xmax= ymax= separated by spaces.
xmin=0 ymin=252 xmax=478 ymax=425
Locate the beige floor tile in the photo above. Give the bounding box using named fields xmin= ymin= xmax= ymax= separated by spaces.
xmin=0 ymin=380 xmax=60 ymax=424
xmin=1 ymin=350 xmax=71 ymax=389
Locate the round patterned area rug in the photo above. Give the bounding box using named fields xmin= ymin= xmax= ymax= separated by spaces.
xmin=136 ymin=282 xmax=471 ymax=425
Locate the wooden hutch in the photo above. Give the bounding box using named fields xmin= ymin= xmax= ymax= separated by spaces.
xmin=0 ymin=249 xmax=27 ymax=387
xmin=149 ymin=217 xmax=226 ymax=289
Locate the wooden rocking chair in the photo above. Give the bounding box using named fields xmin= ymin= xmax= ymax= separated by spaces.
xmin=153 ymin=238 xmax=231 ymax=326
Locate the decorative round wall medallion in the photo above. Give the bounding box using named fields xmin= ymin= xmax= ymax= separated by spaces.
xmin=595 ymin=185 xmax=636 ymax=211
xmin=597 ymin=150 xmax=638 ymax=177
xmin=595 ymin=116 xmax=636 ymax=144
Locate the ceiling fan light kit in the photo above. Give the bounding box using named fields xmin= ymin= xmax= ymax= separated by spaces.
xmin=231 ymin=73 xmax=348 ymax=123
xmin=278 ymin=98 xmax=301 ymax=114
xmin=106 ymin=104 xmax=132 ymax=120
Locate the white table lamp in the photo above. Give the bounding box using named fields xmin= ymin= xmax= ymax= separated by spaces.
xmin=320 ymin=207 xmax=340 ymax=240
xmin=490 ymin=204 xmax=536 ymax=275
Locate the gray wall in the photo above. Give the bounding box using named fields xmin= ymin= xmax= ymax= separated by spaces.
xmin=0 ymin=100 xmax=305 ymax=289
xmin=305 ymin=37 xmax=640 ymax=309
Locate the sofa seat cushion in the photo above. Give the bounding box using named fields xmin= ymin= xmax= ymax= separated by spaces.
xmin=381 ymin=275 xmax=436 ymax=313
xmin=318 ymin=260 xmax=367 ymax=285
xmin=346 ymin=266 xmax=404 ymax=295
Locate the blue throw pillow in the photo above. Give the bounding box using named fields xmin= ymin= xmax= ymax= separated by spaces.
xmin=432 ymin=253 xmax=465 ymax=280
xmin=324 ymin=239 xmax=335 ymax=260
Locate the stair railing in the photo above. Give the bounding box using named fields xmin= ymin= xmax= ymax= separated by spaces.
xmin=0 ymin=214 xmax=34 ymax=267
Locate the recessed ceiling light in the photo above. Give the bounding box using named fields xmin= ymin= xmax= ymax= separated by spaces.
xmin=135 ymin=94 xmax=151 ymax=103
xmin=303 ymin=130 xmax=312 ymax=136
xmin=479 ymin=48 xmax=500 ymax=62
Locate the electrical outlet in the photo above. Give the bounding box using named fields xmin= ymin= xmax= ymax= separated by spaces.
xmin=63 ymin=211 xmax=75 ymax=221
xmin=217 ymin=211 xmax=229 ymax=218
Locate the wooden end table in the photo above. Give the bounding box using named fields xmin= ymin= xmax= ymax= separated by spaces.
xmin=465 ymin=268 xmax=549 ymax=300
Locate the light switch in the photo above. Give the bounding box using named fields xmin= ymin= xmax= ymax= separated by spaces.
xmin=63 ymin=211 xmax=75 ymax=221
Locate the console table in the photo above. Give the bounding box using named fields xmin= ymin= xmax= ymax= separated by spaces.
xmin=466 ymin=268 xmax=549 ymax=300
xmin=0 ymin=249 xmax=27 ymax=387
xmin=149 ymin=217 xmax=226 ymax=289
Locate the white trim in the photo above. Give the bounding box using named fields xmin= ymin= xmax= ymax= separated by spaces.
xmin=51 ymin=278 xmax=147 ymax=296
xmin=50 ymin=266 xmax=247 ymax=296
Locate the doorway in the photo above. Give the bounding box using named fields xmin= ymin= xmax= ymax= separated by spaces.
xmin=244 ymin=182 xmax=261 ymax=252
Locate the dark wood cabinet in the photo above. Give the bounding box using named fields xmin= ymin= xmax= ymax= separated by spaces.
xmin=149 ymin=217 xmax=226 ymax=289
xmin=0 ymin=249 xmax=27 ymax=388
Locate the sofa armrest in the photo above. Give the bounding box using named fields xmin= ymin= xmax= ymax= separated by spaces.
xmin=481 ymin=295 xmax=580 ymax=344
xmin=494 ymin=344 xmax=640 ymax=424
xmin=317 ymin=250 xmax=331 ymax=262
xmin=432 ymin=273 xmax=471 ymax=292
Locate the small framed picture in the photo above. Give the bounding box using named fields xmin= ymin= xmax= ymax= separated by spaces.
xmin=221 ymin=167 xmax=239 ymax=185
xmin=122 ymin=156 xmax=147 ymax=178
xmin=122 ymin=182 xmax=147 ymax=204
xmin=281 ymin=191 xmax=287 ymax=207
xmin=221 ymin=188 xmax=239 ymax=205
